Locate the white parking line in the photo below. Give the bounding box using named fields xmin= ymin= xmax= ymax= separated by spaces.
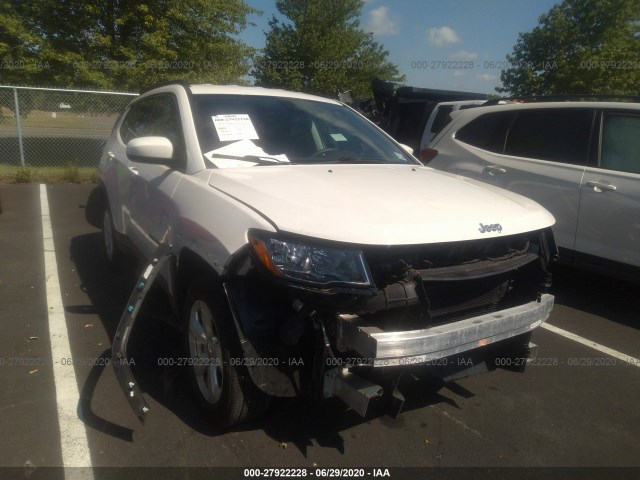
xmin=40 ymin=184 xmax=94 ymax=478
xmin=541 ymin=322 xmax=640 ymax=368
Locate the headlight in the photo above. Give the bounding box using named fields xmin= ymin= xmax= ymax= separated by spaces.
xmin=250 ymin=235 xmax=372 ymax=287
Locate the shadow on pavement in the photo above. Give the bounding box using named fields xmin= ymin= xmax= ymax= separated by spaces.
xmin=550 ymin=264 xmax=640 ymax=330
xmin=244 ymin=377 xmax=457 ymax=457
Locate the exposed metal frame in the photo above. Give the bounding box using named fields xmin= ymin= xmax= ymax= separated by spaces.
xmin=337 ymin=294 xmax=554 ymax=367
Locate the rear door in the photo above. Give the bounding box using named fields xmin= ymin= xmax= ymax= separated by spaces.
xmin=481 ymin=108 xmax=594 ymax=254
xmin=574 ymin=111 xmax=640 ymax=269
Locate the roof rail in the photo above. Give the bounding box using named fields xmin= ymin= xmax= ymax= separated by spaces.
xmin=483 ymin=94 xmax=640 ymax=106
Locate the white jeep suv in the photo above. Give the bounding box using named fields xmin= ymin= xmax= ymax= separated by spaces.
xmin=98 ymin=82 xmax=556 ymax=427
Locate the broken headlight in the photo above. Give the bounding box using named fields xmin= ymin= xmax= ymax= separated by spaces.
xmin=250 ymin=235 xmax=372 ymax=287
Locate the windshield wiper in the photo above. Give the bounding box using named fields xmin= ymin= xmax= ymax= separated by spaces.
xmin=327 ymin=157 xmax=388 ymax=164
xmin=206 ymin=153 xmax=291 ymax=166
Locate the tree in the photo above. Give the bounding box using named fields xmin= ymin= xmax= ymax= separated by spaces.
xmin=0 ymin=1 xmax=54 ymax=86
xmin=252 ymin=0 xmax=403 ymax=99
xmin=0 ymin=0 xmax=259 ymax=90
xmin=498 ymin=0 xmax=640 ymax=96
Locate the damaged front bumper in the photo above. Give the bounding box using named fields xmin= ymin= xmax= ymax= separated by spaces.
xmin=322 ymin=294 xmax=553 ymax=416
xmin=336 ymin=293 xmax=554 ymax=367
xmin=111 ymin=229 xmax=556 ymax=424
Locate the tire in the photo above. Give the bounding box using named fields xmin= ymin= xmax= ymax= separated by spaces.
xmin=102 ymin=204 xmax=123 ymax=270
xmin=183 ymin=278 xmax=269 ymax=428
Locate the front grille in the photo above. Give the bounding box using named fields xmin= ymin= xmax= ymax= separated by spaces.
xmin=362 ymin=230 xmax=550 ymax=326
xmin=426 ymin=274 xmax=510 ymax=320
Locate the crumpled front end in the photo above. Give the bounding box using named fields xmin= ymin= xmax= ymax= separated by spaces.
xmin=222 ymin=227 xmax=557 ymax=416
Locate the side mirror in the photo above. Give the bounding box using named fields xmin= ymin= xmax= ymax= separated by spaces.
xmin=126 ymin=137 xmax=174 ymax=164
xmin=399 ymin=143 xmax=415 ymax=156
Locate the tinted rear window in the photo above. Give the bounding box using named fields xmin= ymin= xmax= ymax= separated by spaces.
xmin=505 ymin=109 xmax=593 ymax=164
xmin=601 ymin=113 xmax=640 ymax=174
xmin=455 ymin=111 xmax=514 ymax=153
xmin=431 ymin=105 xmax=455 ymax=133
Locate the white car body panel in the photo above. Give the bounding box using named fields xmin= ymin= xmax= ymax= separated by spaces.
xmin=576 ymin=167 xmax=640 ymax=267
xmin=126 ymin=162 xmax=183 ymax=259
xmin=170 ymin=171 xmax=278 ymax=275
xmin=208 ymin=163 xmax=554 ymax=245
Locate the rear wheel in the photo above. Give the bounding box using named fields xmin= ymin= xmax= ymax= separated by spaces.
xmin=102 ymin=205 xmax=124 ymax=269
xmin=183 ymin=279 xmax=268 ymax=428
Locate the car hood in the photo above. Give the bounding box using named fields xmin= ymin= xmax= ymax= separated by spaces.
xmin=208 ymin=164 xmax=555 ymax=245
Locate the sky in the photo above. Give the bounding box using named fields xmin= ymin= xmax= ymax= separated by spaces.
xmin=241 ymin=0 xmax=560 ymax=95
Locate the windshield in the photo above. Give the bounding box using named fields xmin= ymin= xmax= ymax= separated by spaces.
xmin=191 ymin=94 xmax=418 ymax=167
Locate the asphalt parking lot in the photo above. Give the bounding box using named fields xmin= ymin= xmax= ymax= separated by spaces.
xmin=1 ymin=183 xmax=639 ymax=480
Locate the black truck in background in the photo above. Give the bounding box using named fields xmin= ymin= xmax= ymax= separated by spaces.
xmin=350 ymin=79 xmax=489 ymax=155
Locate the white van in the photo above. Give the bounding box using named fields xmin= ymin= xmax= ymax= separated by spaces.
xmin=419 ymin=100 xmax=487 ymax=152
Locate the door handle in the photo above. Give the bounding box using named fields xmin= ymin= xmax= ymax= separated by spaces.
xmin=483 ymin=165 xmax=507 ymax=176
xmin=586 ymin=180 xmax=617 ymax=192
xmin=128 ymin=166 xmax=139 ymax=176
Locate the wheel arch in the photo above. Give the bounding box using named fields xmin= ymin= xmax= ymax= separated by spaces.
xmin=175 ymin=247 xmax=225 ymax=321
xmin=99 ymin=180 xmax=125 ymax=231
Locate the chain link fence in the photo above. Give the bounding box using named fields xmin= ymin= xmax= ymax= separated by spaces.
xmin=0 ymin=86 xmax=137 ymax=181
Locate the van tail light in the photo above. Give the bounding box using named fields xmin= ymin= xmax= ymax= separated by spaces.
xmin=419 ymin=148 xmax=438 ymax=164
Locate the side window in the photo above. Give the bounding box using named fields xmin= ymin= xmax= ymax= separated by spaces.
xmin=504 ymin=109 xmax=593 ymax=164
xmin=431 ymin=105 xmax=455 ymax=134
xmin=455 ymin=111 xmax=514 ymax=153
xmin=600 ymin=113 xmax=640 ymax=174
xmin=119 ymin=99 xmax=155 ymax=144
xmin=146 ymin=95 xmax=186 ymax=160
xmin=119 ymin=95 xmax=185 ymax=161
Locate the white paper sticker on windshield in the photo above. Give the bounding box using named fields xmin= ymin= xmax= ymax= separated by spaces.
xmin=212 ymin=114 xmax=259 ymax=142
xmin=330 ymin=133 xmax=348 ymax=142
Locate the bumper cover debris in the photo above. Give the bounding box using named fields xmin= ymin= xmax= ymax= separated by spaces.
xmin=112 ymin=244 xmax=173 ymax=423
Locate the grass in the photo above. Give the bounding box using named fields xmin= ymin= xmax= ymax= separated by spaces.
xmin=0 ymin=165 xmax=98 ymax=184
xmin=0 ymin=108 xmax=124 ymax=131
xmin=0 ymin=136 xmax=105 ymax=168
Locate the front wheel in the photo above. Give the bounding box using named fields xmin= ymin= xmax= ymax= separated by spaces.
xmin=183 ymin=279 xmax=268 ymax=428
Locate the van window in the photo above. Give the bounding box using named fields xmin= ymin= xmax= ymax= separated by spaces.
xmin=505 ymin=109 xmax=593 ymax=164
xmin=431 ymin=105 xmax=455 ymax=134
xmin=600 ymin=113 xmax=640 ymax=174
xmin=455 ymin=111 xmax=514 ymax=153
